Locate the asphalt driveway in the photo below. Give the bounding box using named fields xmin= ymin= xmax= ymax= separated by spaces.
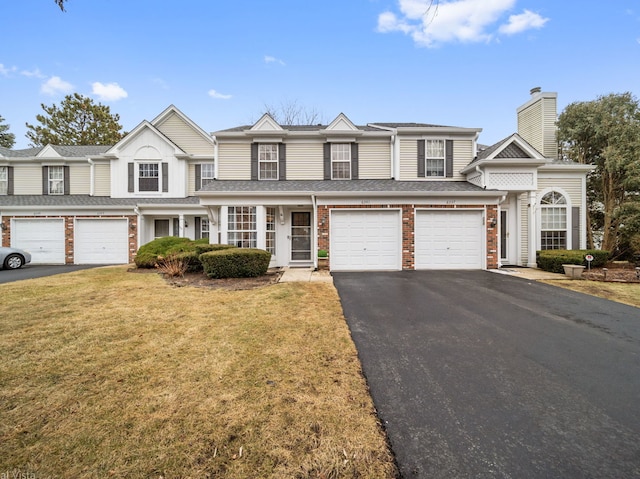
xmin=0 ymin=264 xmax=108 ymax=284
xmin=333 ymin=270 xmax=640 ymax=478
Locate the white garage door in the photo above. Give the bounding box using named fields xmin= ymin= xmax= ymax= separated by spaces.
xmin=11 ymin=218 xmax=65 ymax=264
xmin=75 ymin=219 xmax=129 ymax=264
xmin=415 ymin=210 xmax=484 ymax=269
xmin=330 ymin=210 xmax=401 ymax=271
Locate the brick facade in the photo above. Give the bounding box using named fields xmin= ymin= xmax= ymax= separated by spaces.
xmin=1 ymin=215 xmax=138 ymax=264
xmin=317 ymin=204 xmax=499 ymax=270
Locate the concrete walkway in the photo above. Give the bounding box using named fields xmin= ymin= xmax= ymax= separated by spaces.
xmin=279 ymin=266 xmax=566 ymax=283
xmin=278 ymin=266 xmax=333 ymax=283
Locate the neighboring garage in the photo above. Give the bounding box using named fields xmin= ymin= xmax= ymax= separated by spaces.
xmin=11 ymin=218 xmax=66 ymax=264
xmin=74 ymin=218 xmax=129 ymax=264
xmin=415 ymin=209 xmax=484 ymax=269
xmin=330 ymin=209 xmax=401 ymax=271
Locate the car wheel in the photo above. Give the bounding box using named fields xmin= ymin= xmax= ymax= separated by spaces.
xmin=4 ymin=254 xmax=24 ymax=269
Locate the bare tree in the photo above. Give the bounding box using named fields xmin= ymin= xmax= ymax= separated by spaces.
xmin=260 ymin=100 xmax=325 ymax=125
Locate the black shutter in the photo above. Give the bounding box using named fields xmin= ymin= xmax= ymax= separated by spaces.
xmin=417 ymin=140 xmax=425 ymax=178
xmin=63 ymin=166 xmax=70 ymax=195
xmin=195 ymin=164 xmax=202 ymax=190
xmin=251 ymin=143 xmax=258 ymax=181
xmin=351 ymin=142 xmax=359 ymax=180
xmin=278 ymin=143 xmax=286 ymax=181
xmin=162 ymin=163 xmax=168 ymax=192
xmin=42 ymin=166 xmax=49 ymax=195
xmin=128 ymin=163 xmax=134 ymax=192
xmin=571 ymin=207 xmax=580 ymax=249
xmin=195 ymin=216 xmax=201 ymax=240
xmin=7 ymin=166 xmax=13 ymax=195
xmin=323 ymin=143 xmax=331 ymax=180
xmin=445 ymin=140 xmax=454 ymax=178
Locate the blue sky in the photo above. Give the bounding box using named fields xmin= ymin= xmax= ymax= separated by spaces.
xmin=2 ymin=0 xmax=639 ymax=149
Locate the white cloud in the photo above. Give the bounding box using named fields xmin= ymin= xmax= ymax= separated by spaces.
xmin=499 ymin=9 xmax=548 ymax=35
xmin=377 ymin=0 xmax=548 ymax=47
xmin=265 ymin=55 xmax=286 ymax=66
xmin=208 ymin=89 xmax=232 ymax=100
xmin=91 ymin=82 xmax=128 ymax=101
xmin=20 ymin=68 xmax=45 ymax=79
xmin=41 ymin=76 xmax=74 ymax=95
xmin=0 ymin=64 xmax=17 ymax=76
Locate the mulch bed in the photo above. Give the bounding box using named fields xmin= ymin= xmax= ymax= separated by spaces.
xmin=128 ymin=267 xmax=283 ymax=290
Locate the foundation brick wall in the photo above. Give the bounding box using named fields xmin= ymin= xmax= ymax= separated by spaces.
xmin=317 ymin=204 xmax=499 ymax=270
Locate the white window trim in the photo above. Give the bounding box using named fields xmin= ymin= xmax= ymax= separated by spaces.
xmin=0 ymin=166 xmax=7 ymax=195
xmin=200 ymin=163 xmax=215 ymax=189
xmin=425 ymin=139 xmax=445 ymax=178
xmin=227 ymin=206 xmax=258 ymax=248
xmin=537 ymin=187 xmax=572 ymax=250
xmin=48 ymin=165 xmax=64 ymax=195
xmin=258 ymin=144 xmax=279 ymax=181
xmin=137 ymin=161 xmax=161 ymax=193
xmin=331 ymin=143 xmax=351 ymax=180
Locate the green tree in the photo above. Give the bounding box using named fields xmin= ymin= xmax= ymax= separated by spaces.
xmin=25 ymin=93 xmax=125 ymax=147
xmin=0 ymin=115 xmax=16 ymax=148
xmin=55 ymin=0 xmax=66 ymax=11
xmin=557 ymin=92 xmax=640 ymax=255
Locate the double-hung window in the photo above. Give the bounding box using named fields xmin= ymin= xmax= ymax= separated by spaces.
xmin=425 ymin=140 xmax=445 ymax=177
xmin=139 ymin=163 xmax=159 ymax=192
xmin=259 ymin=144 xmax=279 ymax=180
xmin=0 ymin=166 xmax=8 ymax=195
xmin=331 ymin=143 xmax=351 ymax=179
xmin=227 ymin=206 xmax=257 ymax=248
xmin=540 ymin=191 xmax=567 ymax=249
xmin=200 ymin=163 xmax=215 ymax=189
xmin=48 ymin=166 xmax=64 ymax=195
xmin=201 ymin=218 xmax=210 ymax=240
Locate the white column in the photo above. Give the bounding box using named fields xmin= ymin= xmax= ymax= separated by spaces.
xmin=528 ymin=191 xmax=537 ymax=267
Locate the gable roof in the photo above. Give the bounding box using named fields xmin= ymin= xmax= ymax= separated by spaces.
xmin=104 ymin=120 xmax=187 ymax=157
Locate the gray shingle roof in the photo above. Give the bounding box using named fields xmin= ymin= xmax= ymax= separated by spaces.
xmin=369 ymin=122 xmax=451 ymax=128
xmin=216 ymin=124 xmax=386 ymax=133
xmin=0 ymin=195 xmax=200 ymax=207
xmin=0 ymin=145 xmax=112 ymax=158
xmin=0 ymin=146 xmax=42 ymax=158
xmin=198 ymin=179 xmax=492 ymax=194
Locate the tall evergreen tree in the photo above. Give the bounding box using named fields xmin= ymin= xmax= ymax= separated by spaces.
xmin=25 ymin=93 xmax=125 ymax=147
xmin=0 ymin=115 xmax=16 ymax=148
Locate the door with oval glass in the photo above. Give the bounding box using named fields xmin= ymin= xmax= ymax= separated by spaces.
xmin=290 ymin=211 xmax=311 ymax=261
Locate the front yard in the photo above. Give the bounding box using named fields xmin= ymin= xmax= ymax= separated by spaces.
xmin=0 ymin=266 xmax=397 ymax=478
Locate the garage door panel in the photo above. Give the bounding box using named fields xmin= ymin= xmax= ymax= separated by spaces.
xmin=11 ymin=218 xmax=65 ymax=264
xmin=75 ymin=219 xmax=129 ymax=264
xmin=415 ymin=210 xmax=483 ymax=270
xmin=331 ymin=210 xmax=401 ymax=271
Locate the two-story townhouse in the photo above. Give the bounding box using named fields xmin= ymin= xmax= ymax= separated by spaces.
xmin=198 ymin=89 xmax=592 ymax=271
xmin=1 ymin=89 xmax=593 ymax=270
xmin=0 ymin=105 xmax=214 ymax=264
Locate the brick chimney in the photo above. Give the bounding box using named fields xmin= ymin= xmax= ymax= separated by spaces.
xmin=516 ymin=88 xmax=558 ymax=159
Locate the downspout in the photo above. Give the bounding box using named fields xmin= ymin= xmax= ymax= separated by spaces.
xmin=475 ymin=165 xmax=485 ymax=188
xmin=87 ymin=158 xmax=95 ymax=196
xmin=312 ymin=194 xmax=318 ymax=270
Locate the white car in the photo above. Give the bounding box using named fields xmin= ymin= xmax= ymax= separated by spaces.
xmin=0 ymin=246 xmax=32 ymax=269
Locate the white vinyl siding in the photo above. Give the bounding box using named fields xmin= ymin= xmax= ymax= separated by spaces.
xmin=518 ymin=101 xmax=543 ymax=155
xmin=285 ymin=143 xmax=323 ymax=180
xmin=538 ymin=177 xmax=582 ymax=206
xmin=218 ymin=143 xmax=251 ymax=180
xmin=452 ymin=140 xmax=473 ymax=180
xmin=188 ymin=164 xmax=197 ymax=195
xmin=358 ymin=142 xmax=391 ymax=179
xmin=155 ymin=113 xmax=213 ymax=155
xmin=70 ymin=164 xmax=90 ymax=194
xmin=399 ymin=139 xmax=419 ymax=180
xmin=12 ymin=165 xmax=41 ymax=194
xmin=94 ymin=163 xmax=111 ymax=196
xmin=520 ymin=192 xmax=529 ymax=265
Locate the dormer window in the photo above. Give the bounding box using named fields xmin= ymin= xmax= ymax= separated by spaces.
xmin=128 ymin=161 xmax=168 ymax=193
xmin=259 ymin=144 xmax=279 ymax=180
xmin=139 ymin=163 xmax=159 ymax=191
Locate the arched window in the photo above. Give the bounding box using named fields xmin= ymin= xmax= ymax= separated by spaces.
xmin=540 ymin=191 xmax=567 ymax=249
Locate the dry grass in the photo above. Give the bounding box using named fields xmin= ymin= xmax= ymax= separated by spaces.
xmin=542 ymin=279 xmax=640 ymax=308
xmin=0 ymin=266 xmax=397 ymax=478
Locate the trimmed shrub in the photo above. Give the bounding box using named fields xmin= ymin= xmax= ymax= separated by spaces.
xmin=536 ymin=249 xmax=610 ymax=273
xmin=318 ymin=249 xmax=328 ymax=258
xmin=200 ymin=248 xmax=272 ymax=279
xmin=135 ymin=237 xmax=193 ymax=268
xmin=194 ymin=243 xmax=237 ymax=255
xmin=174 ymin=251 xmax=204 ymax=273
